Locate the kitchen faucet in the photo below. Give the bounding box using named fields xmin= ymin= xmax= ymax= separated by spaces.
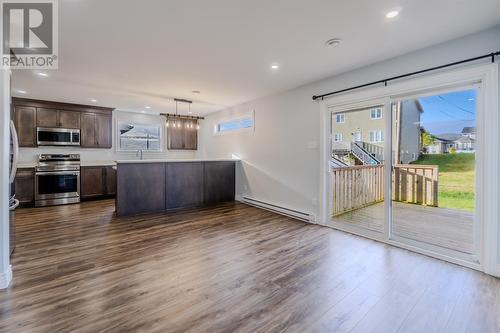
xmin=136 ymin=149 xmax=144 ymax=160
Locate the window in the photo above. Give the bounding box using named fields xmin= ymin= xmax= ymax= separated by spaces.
xmin=369 ymin=130 xmax=384 ymax=143
xmin=117 ymin=122 xmax=162 ymax=151
xmin=214 ymin=112 xmax=254 ymax=135
xmin=335 ymin=113 xmax=345 ymax=123
xmin=333 ymin=133 xmax=343 ymax=142
xmin=370 ymin=108 xmax=383 ymax=119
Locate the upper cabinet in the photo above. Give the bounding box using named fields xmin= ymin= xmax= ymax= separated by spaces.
xmin=81 ymin=112 xmax=112 ymax=148
xmin=36 ymin=108 xmax=80 ymax=129
xmin=14 ymin=106 xmax=37 ymax=147
xmin=167 ymin=117 xmax=198 ymax=150
xmin=12 ymin=98 xmax=114 ymax=148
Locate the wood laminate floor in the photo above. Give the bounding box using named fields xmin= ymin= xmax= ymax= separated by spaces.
xmin=1 ymin=200 xmax=499 ymax=332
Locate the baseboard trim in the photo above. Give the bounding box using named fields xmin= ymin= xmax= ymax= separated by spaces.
xmin=238 ymin=196 xmax=316 ymax=223
xmin=0 ymin=265 xmax=12 ymax=289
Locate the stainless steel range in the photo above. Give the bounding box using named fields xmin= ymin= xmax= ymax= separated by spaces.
xmin=35 ymin=154 xmax=81 ymax=207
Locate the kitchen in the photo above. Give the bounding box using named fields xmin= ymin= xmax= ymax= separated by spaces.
xmin=10 ymin=97 xmax=237 ymax=214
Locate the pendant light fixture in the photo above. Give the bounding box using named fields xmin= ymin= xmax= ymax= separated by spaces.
xmin=162 ymin=98 xmax=204 ymax=130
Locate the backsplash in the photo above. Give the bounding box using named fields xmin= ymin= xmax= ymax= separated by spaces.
xmin=18 ymin=110 xmax=198 ymax=164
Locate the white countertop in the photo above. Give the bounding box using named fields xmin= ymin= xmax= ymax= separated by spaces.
xmin=17 ymin=160 xmax=116 ymax=168
xmin=116 ymin=158 xmax=240 ymax=164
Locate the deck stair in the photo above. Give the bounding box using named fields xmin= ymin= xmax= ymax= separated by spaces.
xmin=351 ymin=141 xmax=381 ymax=165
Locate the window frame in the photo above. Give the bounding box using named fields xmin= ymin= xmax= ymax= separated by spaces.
xmin=213 ymin=110 xmax=255 ymax=136
xmin=370 ymin=108 xmax=383 ymax=120
xmin=333 ymin=133 xmax=343 ymax=142
xmin=115 ymin=120 xmax=164 ymax=152
xmin=335 ymin=113 xmax=345 ymax=123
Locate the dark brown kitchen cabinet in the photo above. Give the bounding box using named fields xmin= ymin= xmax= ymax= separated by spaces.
xmin=81 ymin=166 xmax=116 ymax=200
xmin=58 ymin=110 xmax=80 ymax=128
xmin=36 ymin=108 xmax=58 ymax=127
xmin=167 ymin=118 xmax=198 ymax=150
xmin=81 ymin=167 xmax=105 ymax=199
xmin=36 ymin=108 xmax=80 ymax=129
xmin=105 ymin=166 xmax=116 ymax=195
xmin=12 ymin=98 xmax=114 ymax=149
xmin=14 ymin=106 xmax=36 ymax=147
xmin=15 ymin=168 xmax=35 ymax=206
xmin=81 ymin=112 xmax=112 ymax=148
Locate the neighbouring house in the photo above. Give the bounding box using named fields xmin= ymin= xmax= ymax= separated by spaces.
xmin=331 ymin=100 xmax=422 ymax=165
xmin=427 ymin=127 xmax=476 ymax=154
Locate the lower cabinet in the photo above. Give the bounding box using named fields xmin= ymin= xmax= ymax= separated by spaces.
xmin=15 ymin=168 xmax=35 ymax=206
xmin=81 ymin=166 xmax=116 ymax=200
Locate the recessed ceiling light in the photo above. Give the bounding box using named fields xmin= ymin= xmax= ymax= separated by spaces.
xmin=385 ymin=10 xmax=399 ymax=19
xmin=16 ymin=89 xmax=27 ymax=94
xmin=90 ymin=98 xmax=97 ymax=103
xmin=270 ymin=63 xmax=280 ymax=70
xmin=145 ymin=106 xmax=151 ymax=109
xmin=192 ymin=90 xmax=201 ymax=94
xmin=325 ymin=38 xmax=342 ymax=48
xmin=36 ymin=71 xmax=49 ymax=77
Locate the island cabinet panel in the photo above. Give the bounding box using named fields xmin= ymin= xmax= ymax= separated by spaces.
xmin=14 ymin=106 xmax=36 ymax=147
xmin=166 ymin=162 xmax=204 ymax=209
xmin=203 ymin=161 xmax=235 ymax=204
xmin=116 ymin=163 xmax=166 ymax=216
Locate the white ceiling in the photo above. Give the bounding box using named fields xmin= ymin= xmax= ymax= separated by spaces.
xmin=11 ymin=0 xmax=500 ymax=115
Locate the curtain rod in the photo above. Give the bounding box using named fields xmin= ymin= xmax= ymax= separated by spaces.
xmin=312 ymin=51 xmax=500 ymax=101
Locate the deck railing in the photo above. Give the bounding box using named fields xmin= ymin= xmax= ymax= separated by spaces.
xmin=331 ymin=164 xmax=439 ymax=217
xmin=331 ymin=165 xmax=384 ymax=216
xmin=393 ymin=164 xmax=438 ymax=207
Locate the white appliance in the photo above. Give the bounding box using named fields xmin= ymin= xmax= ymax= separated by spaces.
xmin=9 ymin=120 xmax=19 ymax=256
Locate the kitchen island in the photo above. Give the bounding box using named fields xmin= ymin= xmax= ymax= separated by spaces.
xmin=115 ymin=159 xmax=237 ymax=217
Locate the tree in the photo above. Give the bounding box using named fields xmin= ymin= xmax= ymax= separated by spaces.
xmin=421 ymin=130 xmax=436 ymax=148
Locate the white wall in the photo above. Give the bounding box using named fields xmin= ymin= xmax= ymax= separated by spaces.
xmin=197 ymin=26 xmax=500 ymax=221
xmin=18 ymin=110 xmax=196 ymax=165
xmin=0 ymin=69 xmax=12 ymax=288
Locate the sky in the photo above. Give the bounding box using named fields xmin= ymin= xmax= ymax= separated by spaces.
xmin=417 ymin=89 xmax=476 ymax=135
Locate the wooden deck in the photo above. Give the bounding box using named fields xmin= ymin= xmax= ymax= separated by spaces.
xmin=330 ymin=202 xmax=474 ymax=254
xmin=2 ymin=200 xmax=497 ymax=332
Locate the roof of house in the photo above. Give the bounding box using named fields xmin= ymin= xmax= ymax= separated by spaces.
xmin=435 ymin=133 xmax=461 ymax=141
xmin=462 ymin=127 xmax=476 ymax=134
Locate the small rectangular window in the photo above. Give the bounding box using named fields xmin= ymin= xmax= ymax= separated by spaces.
xmin=335 ymin=113 xmax=345 ymax=123
xmin=370 ymin=108 xmax=383 ymax=119
xmin=333 ymin=133 xmax=343 ymax=142
xmin=214 ymin=112 xmax=254 ymax=135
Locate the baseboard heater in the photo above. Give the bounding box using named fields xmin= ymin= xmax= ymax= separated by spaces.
xmin=240 ymin=196 xmax=315 ymax=223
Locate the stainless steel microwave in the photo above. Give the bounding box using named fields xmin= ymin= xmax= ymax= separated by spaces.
xmin=37 ymin=127 xmax=81 ymax=146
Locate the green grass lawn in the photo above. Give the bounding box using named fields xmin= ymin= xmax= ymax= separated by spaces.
xmin=411 ymin=153 xmax=475 ymax=212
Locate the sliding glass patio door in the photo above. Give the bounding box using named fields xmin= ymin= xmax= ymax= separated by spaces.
xmin=328 ymin=102 xmax=389 ymax=238
xmin=390 ymin=86 xmax=479 ymax=262
xmin=327 ymin=85 xmax=481 ymax=264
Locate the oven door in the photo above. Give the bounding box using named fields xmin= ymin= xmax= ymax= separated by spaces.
xmin=35 ymin=171 xmax=80 ymax=200
xmin=37 ymin=127 xmax=80 ymax=146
